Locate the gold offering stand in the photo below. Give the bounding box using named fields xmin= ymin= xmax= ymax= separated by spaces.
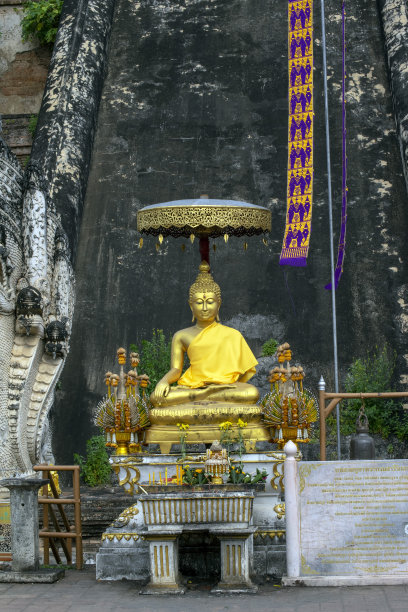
xmin=204 ymin=441 xmax=230 ymax=484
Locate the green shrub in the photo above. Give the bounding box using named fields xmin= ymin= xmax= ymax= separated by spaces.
xmin=21 ymin=0 xmax=63 ymax=46
xmin=337 ymin=346 xmax=408 ymax=439
xmin=74 ymin=435 xmax=111 ymax=487
xmin=261 ymin=338 xmax=278 ymax=357
xmin=130 ymin=329 xmax=172 ymax=396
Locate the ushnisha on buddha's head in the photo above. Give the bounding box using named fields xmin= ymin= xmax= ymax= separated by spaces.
xmin=189 ymin=261 xmax=221 ymax=325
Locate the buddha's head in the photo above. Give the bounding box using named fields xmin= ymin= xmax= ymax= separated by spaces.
xmin=189 ymin=261 xmax=221 ymax=324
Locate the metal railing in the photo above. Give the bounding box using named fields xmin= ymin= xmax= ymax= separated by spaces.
xmin=318 ymin=381 xmax=408 ymax=460
xmin=33 ymin=465 xmax=83 ymax=569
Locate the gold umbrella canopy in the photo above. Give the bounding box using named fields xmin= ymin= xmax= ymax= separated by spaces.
xmin=137 ymin=198 xmax=271 ymax=239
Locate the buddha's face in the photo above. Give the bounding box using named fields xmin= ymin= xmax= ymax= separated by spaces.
xmin=190 ymin=291 xmax=220 ymax=324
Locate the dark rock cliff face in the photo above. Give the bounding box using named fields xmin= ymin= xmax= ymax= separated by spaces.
xmin=378 ymin=0 xmax=408 ymax=193
xmin=53 ymin=0 xmax=408 ymax=461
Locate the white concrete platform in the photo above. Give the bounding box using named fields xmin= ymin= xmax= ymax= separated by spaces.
xmin=282 ymin=574 xmax=408 ymax=587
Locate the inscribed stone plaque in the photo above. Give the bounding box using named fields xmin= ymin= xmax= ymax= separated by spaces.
xmin=299 ymin=460 xmax=408 ymax=576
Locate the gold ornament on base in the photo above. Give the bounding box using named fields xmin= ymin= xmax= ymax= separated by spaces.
xmin=261 ymin=343 xmax=318 ymax=448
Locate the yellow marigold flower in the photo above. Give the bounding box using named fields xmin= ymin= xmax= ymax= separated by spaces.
xmin=237 ymin=418 xmax=247 ymax=428
xmin=177 ymin=423 xmax=189 ymax=430
xmin=219 ymin=421 xmax=233 ymax=430
xmin=195 ymin=469 xmax=203 ymax=473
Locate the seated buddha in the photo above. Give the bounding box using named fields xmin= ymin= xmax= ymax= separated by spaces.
xmin=150 ymin=261 xmax=260 ymax=407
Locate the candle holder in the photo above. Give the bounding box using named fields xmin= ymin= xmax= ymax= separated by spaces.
xmin=261 ymin=343 xmax=318 ymax=448
xmin=94 ymin=348 xmax=151 ymax=455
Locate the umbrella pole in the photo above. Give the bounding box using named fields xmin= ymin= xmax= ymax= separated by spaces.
xmin=199 ymin=236 xmax=210 ymax=264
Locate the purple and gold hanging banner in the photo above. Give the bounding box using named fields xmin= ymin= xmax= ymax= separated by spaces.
xmin=280 ymin=0 xmax=313 ymax=267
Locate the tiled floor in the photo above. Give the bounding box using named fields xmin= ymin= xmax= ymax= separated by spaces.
xmin=0 ymin=567 xmax=408 ymax=612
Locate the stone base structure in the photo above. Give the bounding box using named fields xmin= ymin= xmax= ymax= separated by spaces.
xmin=282 ymin=575 xmax=408 ymax=587
xmin=96 ymin=531 xmax=286 ymax=583
xmin=137 ymin=488 xmax=258 ymax=594
xmin=0 ymin=478 xmax=64 ymax=584
xmin=212 ymin=530 xmax=257 ymax=594
xmin=0 ymin=569 xmax=65 ymax=584
xmin=140 ymin=533 xmax=185 ymax=595
xmin=96 ymin=452 xmax=286 ymax=584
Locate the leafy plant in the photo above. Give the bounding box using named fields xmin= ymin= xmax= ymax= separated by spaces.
xmin=28 ymin=114 xmax=38 ymax=138
xmin=218 ymin=419 xmax=249 ymax=457
xmin=219 ymin=421 xmax=235 ymax=455
xmin=182 ymin=465 xmax=210 ymax=486
xmin=74 ymin=435 xmax=111 ymax=487
xmin=235 ymin=418 xmax=248 ymax=458
xmin=21 ymin=0 xmax=63 ymax=46
xmin=261 ymin=338 xmax=278 ymax=357
xmin=228 ymin=465 xmax=267 ymax=485
xmin=177 ymin=423 xmax=189 ymax=459
xmin=334 ymin=346 xmax=408 ymax=439
xmin=130 ymin=329 xmax=172 ymax=395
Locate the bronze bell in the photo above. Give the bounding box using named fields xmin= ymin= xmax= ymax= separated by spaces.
xmin=350 ymin=411 xmax=375 ymax=460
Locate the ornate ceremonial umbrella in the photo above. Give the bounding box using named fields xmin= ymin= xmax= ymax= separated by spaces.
xmin=137 ymin=197 xmax=271 ymax=262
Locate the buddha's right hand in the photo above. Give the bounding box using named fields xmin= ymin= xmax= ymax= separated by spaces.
xmin=154 ymin=381 xmax=170 ymax=399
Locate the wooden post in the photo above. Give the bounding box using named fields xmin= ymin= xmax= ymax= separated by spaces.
xmin=34 ymin=465 xmax=83 ymax=569
xmin=199 ymin=236 xmax=210 ymax=263
xmin=73 ymin=467 xmax=83 ymax=570
xmin=42 ymin=470 xmax=50 ymax=566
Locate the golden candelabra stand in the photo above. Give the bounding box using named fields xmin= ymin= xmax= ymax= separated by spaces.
xmin=261 ymin=343 xmax=318 ymax=448
xmin=204 ymin=441 xmax=230 ymax=484
xmin=94 ymin=348 xmax=151 ymax=455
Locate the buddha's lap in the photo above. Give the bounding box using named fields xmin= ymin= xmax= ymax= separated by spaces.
xmin=150 ymin=382 xmax=259 ymax=409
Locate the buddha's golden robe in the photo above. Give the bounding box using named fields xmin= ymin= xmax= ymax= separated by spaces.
xmin=177 ymin=321 xmax=258 ymax=388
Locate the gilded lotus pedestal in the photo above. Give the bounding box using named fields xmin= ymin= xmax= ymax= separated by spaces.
xmin=144 ymin=402 xmax=272 ymax=454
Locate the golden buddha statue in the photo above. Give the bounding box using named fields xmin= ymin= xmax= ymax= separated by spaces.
xmin=145 ymin=262 xmax=271 ymax=453
xmin=151 ymin=262 xmax=259 ymax=407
